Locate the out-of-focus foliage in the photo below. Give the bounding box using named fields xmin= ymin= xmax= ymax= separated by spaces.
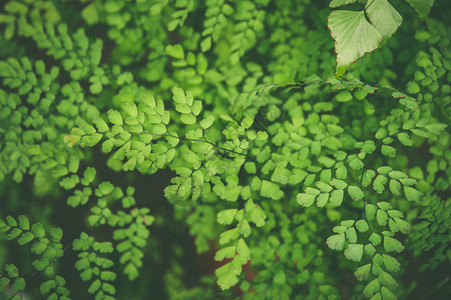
xmin=0 ymin=0 xmax=450 ymax=299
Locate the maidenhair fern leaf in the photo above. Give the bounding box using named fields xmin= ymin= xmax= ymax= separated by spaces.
xmin=344 ymin=244 xmax=364 ymax=262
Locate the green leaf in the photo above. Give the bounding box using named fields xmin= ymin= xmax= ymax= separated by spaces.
xmin=330 ymin=179 xmax=347 ymax=190
xmin=6 ymin=216 xmax=17 ymax=227
xmin=394 ymin=218 xmax=410 ymax=234
xmin=151 ymin=123 xmax=167 ymax=134
xmin=355 ymin=220 xmax=369 ymax=232
xmin=388 ymin=171 xmax=408 ymax=179
xmin=330 ymin=190 xmax=344 ymax=206
xmin=349 ymin=158 xmax=364 ymax=170
xmin=261 ymin=180 xmax=283 ymax=200
xmin=346 ymin=227 xmax=357 ymax=243
xmin=404 ymin=186 xmax=422 ymax=202
xmin=328 ymin=10 xmax=382 ymax=77
xmin=191 ymin=100 xmax=202 ymax=116
xmin=389 ymin=179 xmax=401 ymax=195
xmin=363 ymin=279 xmax=381 ymax=298
xmin=378 ymin=271 xmax=398 ymax=289
xmin=33 ymin=258 xmax=49 ymax=271
xmin=122 ymin=157 xmax=137 ymax=171
xmin=124 ymin=263 xmax=139 ymax=280
xmin=51 ymin=227 xmax=63 ymax=240
xmin=217 ymin=209 xmax=238 ymax=225
xmin=98 ymin=181 xmax=114 ymax=195
xmin=273 ymin=270 xmax=286 ymax=285
xmin=347 ymin=186 xmax=364 ymax=201
xmin=68 ymin=157 xmax=80 ymax=173
xmin=40 ymin=280 xmax=56 ymax=294
xmin=407 ymin=81 xmax=420 ymax=94
xmin=172 ymin=87 xmax=186 ymax=103
xmin=397 ymin=132 xmax=412 ymax=146
xmin=335 ymin=91 xmax=353 ymax=102
xmin=377 ymin=202 xmax=391 ymax=211
xmin=87 ymin=133 xmax=102 ymax=147
xmin=355 ymin=264 xmax=371 ymax=281
xmin=326 ymin=234 xmax=345 ymax=250
xmin=88 ymin=279 xmax=101 ymax=294
xmin=381 ymin=286 xmax=397 ymax=300
xmin=12 ymin=277 xmax=25 ymax=291
xmin=81 ymin=3 xmax=98 ymax=24
xmin=31 ymin=241 xmax=48 ymax=254
xmin=165 ymin=44 xmax=185 ymax=59
xmin=201 ymin=36 xmax=212 ymax=52
xmin=236 ymin=238 xmax=250 ymax=264
xmin=376 ymin=209 xmax=388 ymax=226
xmin=399 ymin=178 xmax=417 ymax=186
xmin=373 ymin=175 xmax=387 ymax=194
xmin=122 ymin=102 xmax=138 ymax=117
xmin=376 ymin=127 xmax=388 ymax=139
xmin=362 ymin=169 xmax=376 ymax=187
xmin=382 ymin=255 xmax=400 ymax=272
xmin=18 ymin=215 xmax=30 ymax=230
xmin=318 ymin=156 xmax=335 ymax=168
xmin=102 ymin=139 xmax=114 ymax=153
xmin=64 ymin=135 xmax=81 ymax=147
xmin=365 ymin=0 xmax=402 ymax=41
xmin=215 ymin=246 xmax=236 ymax=261
xmin=100 ymin=271 xmax=116 ymax=281
xmin=365 ymin=204 xmax=377 ymax=220
xmin=406 ymin=0 xmax=434 ymax=19
xmin=248 ymin=205 xmax=266 ymax=227
xmin=32 ymin=223 xmax=45 ymax=238
xmin=381 ymin=145 xmax=396 ymax=157
xmin=297 ymin=193 xmax=316 ymax=207
xmin=369 ymin=233 xmax=382 ymax=246
xmin=5 ymin=264 xmax=19 ymax=278
xmin=219 ymin=228 xmax=239 ymax=245
xmin=344 ymin=244 xmax=364 ymax=262
xmin=176 ymin=103 xmax=191 ymax=114
xmin=384 ymin=236 xmax=405 ymax=253
xmin=316 ymin=193 xmax=329 ymax=207
xmin=200 ymin=115 xmax=215 ymax=129
xmin=377 ymin=166 xmax=392 ymax=175
xmin=108 ymin=109 xmax=123 ymax=125
xmin=0 ymin=278 xmax=11 ymax=290
xmin=18 ymin=232 xmax=34 ymax=245
xmin=216 ymin=263 xmax=238 ymax=290
xmin=192 ymin=170 xmax=204 ymax=187
xmin=82 ymin=167 xmax=96 ymax=186
xmin=180 ymin=113 xmax=196 ymax=124
xmin=90 ymin=81 xmax=102 ymax=94
xmin=341 ymin=220 xmax=355 ymax=227
xmin=335 ymin=164 xmax=348 ymax=179
xmin=316 ymin=181 xmax=333 ymax=193
xmin=7 ymin=228 xmax=22 ymax=240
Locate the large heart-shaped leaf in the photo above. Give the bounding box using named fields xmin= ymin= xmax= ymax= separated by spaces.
xmin=328 ymin=10 xmax=382 ymax=77
xmin=366 ymin=0 xmax=402 ymax=41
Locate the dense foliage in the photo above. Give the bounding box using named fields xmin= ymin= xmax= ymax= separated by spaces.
xmin=0 ymin=0 xmax=450 ymax=299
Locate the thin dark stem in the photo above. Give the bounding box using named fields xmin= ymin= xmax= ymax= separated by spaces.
xmin=148 ymin=132 xmax=247 ymax=157
xmin=365 ymin=0 xmax=376 ymax=10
